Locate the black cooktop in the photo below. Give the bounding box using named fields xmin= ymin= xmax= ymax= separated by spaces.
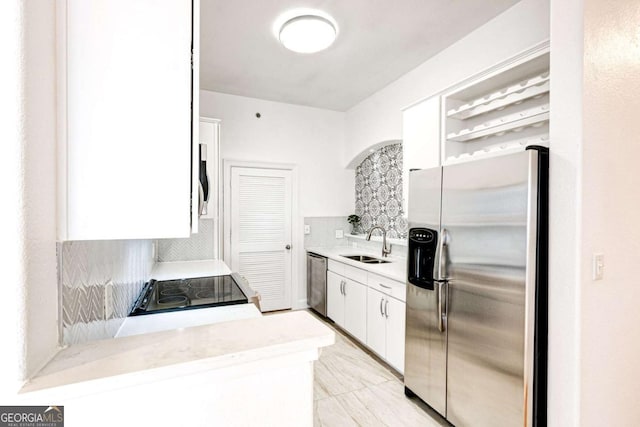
xmin=129 ymin=274 xmax=248 ymax=316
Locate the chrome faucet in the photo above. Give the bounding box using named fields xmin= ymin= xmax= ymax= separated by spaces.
xmin=366 ymin=226 xmax=391 ymax=258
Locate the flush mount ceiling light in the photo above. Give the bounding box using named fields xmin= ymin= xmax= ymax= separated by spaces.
xmin=274 ymin=10 xmax=338 ymax=54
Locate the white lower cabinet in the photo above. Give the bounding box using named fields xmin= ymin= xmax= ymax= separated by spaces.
xmin=327 ymin=271 xmax=345 ymax=326
xmin=385 ymin=296 xmax=406 ymax=372
xmin=327 ymin=271 xmax=367 ymax=343
xmin=343 ymin=279 xmax=367 ymax=344
xmin=367 ymin=288 xmax=387 ymax=356
xmin=326 ymin=260 xmax=406 ymax=373
xmin=367 ymin=287 xmax=406 ymax=373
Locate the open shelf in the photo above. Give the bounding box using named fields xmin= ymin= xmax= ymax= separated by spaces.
xmin=447 ymin=73 xmax=549 ymax=120
xmin=444 ymin=134 xmax=549 ymax=165
xmin=447 ymin=104 xmax=549 ymax=142
xmin=441 ymin=45 xmax=550 ymax=166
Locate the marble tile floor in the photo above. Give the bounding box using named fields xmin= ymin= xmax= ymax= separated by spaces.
xmin=311 ymin=312 xmax=448 ymax=427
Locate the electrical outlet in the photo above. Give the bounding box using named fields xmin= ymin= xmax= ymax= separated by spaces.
xmin=104 ymin=282 xmax=114 ymax=319
xmin=593 ymin=253 xmax=604 ymax=281
xmin=335 ymin=229 xmax=344 ymax=239
xmin=304 ymin=224 xmax=311 ymax=235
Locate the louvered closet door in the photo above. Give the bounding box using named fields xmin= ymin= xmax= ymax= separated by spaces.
xmin=230 ymin=167 xmax=292 ymax=312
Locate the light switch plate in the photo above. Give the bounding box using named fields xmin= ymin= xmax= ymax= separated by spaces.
xmin=335 ymin=229 xmax=344 ymax=239
xmin=304 ymin=224 xmax=311 ymax=235
xmin=593 ymin=253 xmax=604 ymax=281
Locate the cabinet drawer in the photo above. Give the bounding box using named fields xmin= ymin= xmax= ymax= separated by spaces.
xmin=343 ymin=264 xmax=368 ymax=284
xmin=367 ymin=273 xmax=406 ymax=302
xmin=328 ymin=259 xmax=345 ymax=275
xmin=328 ymin=260 xmax=368 ymax=284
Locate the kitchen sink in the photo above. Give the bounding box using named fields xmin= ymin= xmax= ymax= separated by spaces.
xmin=340 ymin=255 xmax=391 ymax=264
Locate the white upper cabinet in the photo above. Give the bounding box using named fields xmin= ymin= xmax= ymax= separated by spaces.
xmin=401 ymin=96 xmax=441 ymax=214
xmin=402 ymin=96 xmax=441 ymax=171
xmin=57 ymin=0 xmax=199 ymax=241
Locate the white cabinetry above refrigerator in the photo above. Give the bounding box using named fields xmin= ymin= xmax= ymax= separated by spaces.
xmin=402 ymin=96 xmax=441 ymax=215
xmin=56 ymin=0 xmax=200 ymax=241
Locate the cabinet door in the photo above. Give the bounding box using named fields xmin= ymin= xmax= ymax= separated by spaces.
xmin=343 ymin=279 xmax=367 ymax=344
xmin=385 ymin=296 xmax=406 ymax=373
xmin=61 ymin=0 xmax=195 ymax=240
xmin=327 ymin=271 xmax=345 ymax=327
xmin=402 ymin=96 xmax=441 ymax=214
xmin=366 ymin=287 xmax=387 ymax=359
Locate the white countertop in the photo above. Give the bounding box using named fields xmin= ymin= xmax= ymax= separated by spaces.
xmin=115 ymin=304 xmax=262 ymax=338
xmin=305 ymin=246 xmax=407 ymax=283
xmin=151 ymin=259 xmax=231 ymax=280
xmin=21 ymin=311 xmax=334 ymax=397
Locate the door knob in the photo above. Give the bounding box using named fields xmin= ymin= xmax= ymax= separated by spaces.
xmin=285 ymin=244 xmax=291 ymax=250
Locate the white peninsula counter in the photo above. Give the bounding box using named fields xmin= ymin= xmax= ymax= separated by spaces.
xmin=17 ymin=311 xmax=334 ymax=427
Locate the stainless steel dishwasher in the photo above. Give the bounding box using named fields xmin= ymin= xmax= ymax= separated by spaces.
xmin=306 ymin=252 xmax=327 ymax=316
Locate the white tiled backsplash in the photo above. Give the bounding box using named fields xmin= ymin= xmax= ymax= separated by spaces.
xmin=304 ymin=216 xmax=407 ymax=257
xmin=157 ymin=219 xmax=216 ymax=262
xmin=303 ymin=217 xmax=351 ymax=248
xmin=59 ymin=239 xmax=154 ymax=345
xmin=344 ymin=235 xmax=408 ymax=258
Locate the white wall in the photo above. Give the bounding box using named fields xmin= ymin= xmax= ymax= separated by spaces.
xmin=344 ymin=0 xmax=550 ymax=166
xmin=0 ymin=0 xmax=26 ymax=395
xmin=201 ymin=91 xmax=353 ymax=216
xmin=550 ymin=0 xmax=640 ymax=424
xmin=200 ymin=90 xmax=354 ymax=308
xmin=579 ymin=0 xmax=640 ymax=424
xmin=548 ymin=0 xmax=582 ymax=424
xmin=0 ymin=0 xmax=59 ymax=395
xmin=23 ymin=0 xmax=59 ymax=380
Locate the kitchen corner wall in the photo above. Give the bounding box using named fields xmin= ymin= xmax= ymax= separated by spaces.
xmin=60 ymin=239 xmax=154 ymax=345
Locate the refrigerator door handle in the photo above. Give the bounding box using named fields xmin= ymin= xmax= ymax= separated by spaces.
xmin=437 ymin=281 xmax=446 ymax=332
xmin=436 ymin=228 xmax=449 ymax=281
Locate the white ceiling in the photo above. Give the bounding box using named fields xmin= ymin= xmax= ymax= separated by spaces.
xmin=200 ymin=0 xmax=521 ymax=111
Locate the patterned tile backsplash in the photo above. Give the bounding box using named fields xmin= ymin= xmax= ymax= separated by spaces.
xmin=60 ymin=239 xmax=154 ymax=345
xmin=157 ymin=219 xmax=216 ymax=262
xmin=355 ymin=143 xmax=408 ymax=239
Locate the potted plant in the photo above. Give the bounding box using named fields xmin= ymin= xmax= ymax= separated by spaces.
xmin=347 ymin=214 xmax=361 ymax=235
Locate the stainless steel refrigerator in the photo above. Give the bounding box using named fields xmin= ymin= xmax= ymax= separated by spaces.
xmin=404 ymin=147 xmax=548 ymax=427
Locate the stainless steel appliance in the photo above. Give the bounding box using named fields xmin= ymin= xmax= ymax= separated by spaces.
xmin=307 ymin=252 xmax=328 ymax=316
xmin=129 ymin=273 xmax=252 ymax=316
xmin=404 ymin=147 xmax=548 ymax=427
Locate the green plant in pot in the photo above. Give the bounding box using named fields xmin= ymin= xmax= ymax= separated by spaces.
xmin=347 ymin=214 xmax=361 ymax=235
